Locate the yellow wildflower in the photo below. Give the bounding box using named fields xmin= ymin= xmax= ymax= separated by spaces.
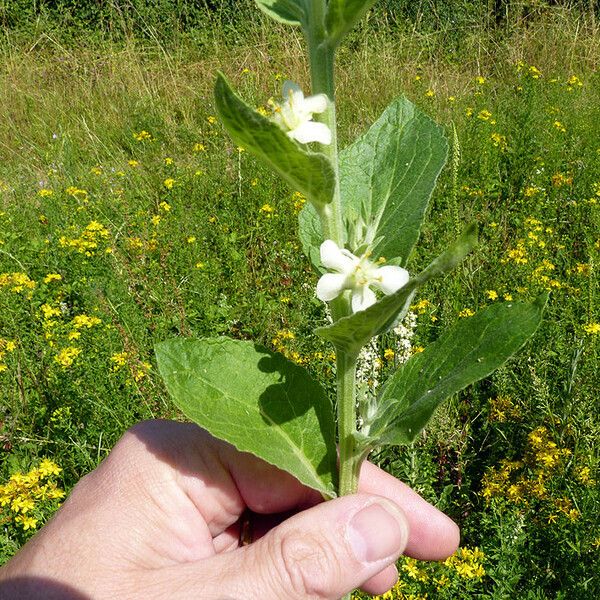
xmin=15 ymin=514 xmax=38 ymax=530
xmin=529 ymin=65 xmax=542 ymax=78
xmin=553 ymin=121 xmax=566 ymax=133
xmin=0 ymin=272 xmax=37 ymax=293
xmin=583 ymin=322 xmax=600 ymax=334
xmin=54 ymin=347 xmax=81 ymax=368
xmin=38 ymin=459 xmax=61 ymax=477
xmin=65 ymin=186 xmax=88 ymax=200
xmin=132 ymin=361 xmax=151 ymax=382
xmin=134 ymin=130 xmax=153 ymax=142
xmin=71 ymin=315 xmax=101 ymax=329
xmin=110 ymin=352 xmax=128 ymax=370
xmin=41 ymin=304 xmax=61 ymax=320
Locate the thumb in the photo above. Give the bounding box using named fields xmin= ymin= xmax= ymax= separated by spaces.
xmin=215 ymin=493 xmax=409 ymax=600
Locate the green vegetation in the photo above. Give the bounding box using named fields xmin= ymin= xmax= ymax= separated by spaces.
xmin=1 ymin=3 xmax=598 ymax=597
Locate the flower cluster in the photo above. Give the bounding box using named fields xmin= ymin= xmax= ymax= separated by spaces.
xmin=109 ymin=352 xmax=152 ymax=383
xmin=357 ymin=546 xmax=486 ymax=599
xmin=480 ymin=425 xmax=592 ymax=523
xmin=0 ymin=272 xmax=36 ymax=294
xmin=0 ymin=337 xmax=16 ymax=372
xmin=59 ymin=221 xmax=110 ymax=256
xmin=487 ymin=395 xmax=521 ymax=423
xmin=270 ymin=329 xmax=335 ymax=368
xmin=0 ymin=460 xmax=65 ymax=533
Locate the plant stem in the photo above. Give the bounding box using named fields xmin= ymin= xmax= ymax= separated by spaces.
xmin=336 ymin=350 xmax=363 ymax=496
xmin=307 ymin=1 xmax=344 ymax=249
xmin=305 ymin=4 xmax=362 ymax=504
xmin=306 ymin=4 xmax=363 ymax=505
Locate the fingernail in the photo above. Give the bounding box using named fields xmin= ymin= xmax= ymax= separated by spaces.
xmin=347 ymin=500 xmax=408 ymax=563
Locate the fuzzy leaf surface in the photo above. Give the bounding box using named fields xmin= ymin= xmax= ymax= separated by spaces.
xmin=255 ymin=0 xmax=306 ymax=25
xmin=298 ymin=96 xmax=447 ymax=271
xmin=341 ymin=96 xmax=448 ymax=266
xmin=369 ymin=296 xmax=547 ymax=445
xmin=326 ymin=0 xmax=378 ymax=45
xmin=215 ymin=73 xmax=335 ymax=207
xmin=298 ymin=201 xmax=324 ymax=272
xmin=316 ymin=224 xmax=477 ymax=354
xmin=156 ymin=337 xmax=337 ymax=497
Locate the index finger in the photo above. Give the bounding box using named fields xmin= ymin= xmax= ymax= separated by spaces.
xmin=358 ymin=460 xmax=460 ymax=560
xmin=223 ymin=439 xmax=459 ymax=561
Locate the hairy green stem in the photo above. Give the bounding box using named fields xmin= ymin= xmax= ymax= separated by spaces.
xmin=305 ymin=4 xmax=361 ymax=516
xmin=336 ymin=351 xmax=362 ymax=496
xmin=307 ymin=2 xmax=344 ymax=249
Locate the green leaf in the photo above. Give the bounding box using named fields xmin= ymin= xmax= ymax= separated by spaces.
xmin=297 ymin=96 xmax=447 ymax=271
xmin=341 ymin=96 xmax=448 ymax=266
xmin=214 ymin=73 xmax=335 ymax=207
xmin=326 ymin=0 xmax=378 ymax=45
xmin=316 ymin=224 xmax=477 ymax=354
xmin=155 ymin=337 xmax=337 ymax=497
xmin=298 ymin=201 xmax=323 ymax=272
xmin=368 ymin=295 xmax=547 ymax=445
xmin=255 ymin=0 xmax=306 ymax=25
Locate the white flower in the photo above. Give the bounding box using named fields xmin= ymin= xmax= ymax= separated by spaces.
xmin=316 ymin=240 xmax=409 ymax=313
xmin=271 ymin=81 xmax=332 ymax=145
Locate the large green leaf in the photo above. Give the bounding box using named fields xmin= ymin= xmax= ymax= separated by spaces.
xmin=255 ymin=0 xmax=306 ymax=25
xmin=341 ymin=96 xmax=448 ymax=266
xmin=214 ymin=73 xmax=335 ymax=207
xmin=326 ymin=0 xmax=378 ymax=45
xmin=156 ymin=338 xmax=337 ymax=497
xmin=316 ymin=224 xmax=477 ymax=354
xmin=298 ymin=96 xmax=447 ymax=271
xmin=368 ymin=296 xmax=547 ymax=446
xmin=298 ymin=201 xmax=324 ymax=272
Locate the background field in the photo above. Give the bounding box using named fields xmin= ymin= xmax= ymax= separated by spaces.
xmin=1 ymin=1 xmax=599 ymax=598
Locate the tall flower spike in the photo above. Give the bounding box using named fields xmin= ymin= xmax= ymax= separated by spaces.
xmin=316 ymin=240 xmax=409 ymax=313
xmin=271 ymin=81 xmax=332 ymax=145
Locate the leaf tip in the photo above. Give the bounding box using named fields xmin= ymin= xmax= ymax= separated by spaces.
xmin=534 ymin=292 xmax=550 ymax=311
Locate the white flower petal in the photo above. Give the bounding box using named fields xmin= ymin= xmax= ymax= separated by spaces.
xmin=320 ymin=240 xmax=356 ymax=272
xmin=373 ymin=265 xmax=409 ymax=295
xmin=352 ymin=286 xmax=377 ymax=313
xmin=292 ymin=121 xmax=332 ymax=145
xmin=302 ymin=93 xmax=328 ymax=115
xmin=316 ymin=273 xmax=347 ymax=302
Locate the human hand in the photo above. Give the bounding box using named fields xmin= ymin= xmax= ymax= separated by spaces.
xmin=0 ymin=420 xmax=459 ymax=599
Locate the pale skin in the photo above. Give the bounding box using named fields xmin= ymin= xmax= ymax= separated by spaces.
xmin=0 ymin=420 xmax=460 ymax=599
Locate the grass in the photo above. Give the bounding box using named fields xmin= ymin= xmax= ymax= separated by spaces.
xmin=1 ymin=6 xmax=599 ymax=598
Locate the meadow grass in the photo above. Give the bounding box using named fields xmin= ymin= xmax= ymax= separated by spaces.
xmin=1 ymin=7 xmax=599 ymax=597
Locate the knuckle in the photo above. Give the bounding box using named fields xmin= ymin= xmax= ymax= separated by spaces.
xmin=272 ymin=527 xmax=339 ymax=599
